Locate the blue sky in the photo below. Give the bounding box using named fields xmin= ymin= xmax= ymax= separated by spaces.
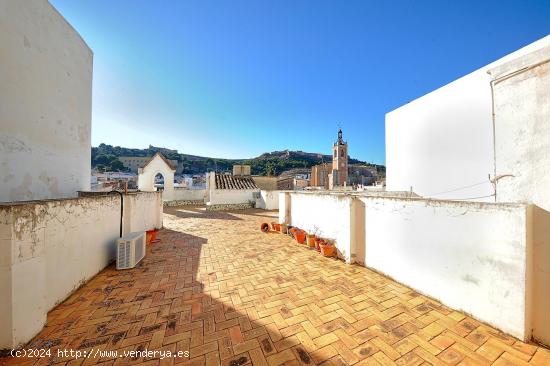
xmin=51 ymin=0 xmax=549 ymax=164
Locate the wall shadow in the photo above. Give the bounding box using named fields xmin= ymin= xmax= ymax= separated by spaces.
xmin=1 ymin=225 xmax=320 ymax=365
xmin=164 ymin=205 xmax=243 ymax=221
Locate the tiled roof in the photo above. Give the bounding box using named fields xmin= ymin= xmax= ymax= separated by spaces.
xmin=215 ymin=173 xmax=258 ymax=190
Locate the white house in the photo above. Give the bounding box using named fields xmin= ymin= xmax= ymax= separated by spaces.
xmin=206 ymin=171 xmax=260 ymax=210
xmin=385 ymin=35 xmax=550 ymax=205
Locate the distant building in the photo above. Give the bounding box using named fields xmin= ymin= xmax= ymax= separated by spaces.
xmin=310 ymin=129 xmax=378 ymax=190
xmin=329 ymin=129 xmax=349 ymax=189
xmin=311 ymin=163 xmax=331 ymax=189
xmin=119 ymin=156 xmax=178 ymax=173
xmin=206 ymin=171 xmax=259 ymax=210
xmin=252 ymin=176 xmax=278 ymax=190
xmin=294 ymin=177 xmax=310 ymax=189
xmin=277 ymin=176 xmax=294 ymax=190
xmin=348 ymin=164 xmax=377 ymax=186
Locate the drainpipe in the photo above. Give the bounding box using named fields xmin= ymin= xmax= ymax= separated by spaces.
xmin=109 ymin=190 xmax=124 ymax=237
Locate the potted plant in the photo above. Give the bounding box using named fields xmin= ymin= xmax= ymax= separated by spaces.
xmin=306 ymin=233 xmax=316 ymax=248
xmin=306 ymin=226 xmax=319 ymax=248
xmin=319 ymin=239 xmax=336 ymax=257
xmin=314 ymin=237 xmax=324 ymax=252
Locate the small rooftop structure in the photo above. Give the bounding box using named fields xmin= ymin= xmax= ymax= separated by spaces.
xmin=232 ymin=164 xmax=251 ymax=176
xmin=215 ymin=172 xmax=258 ymax=190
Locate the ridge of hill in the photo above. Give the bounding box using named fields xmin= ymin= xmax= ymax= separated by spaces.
xmin=91 ymin=143 xmax=385 ymax=176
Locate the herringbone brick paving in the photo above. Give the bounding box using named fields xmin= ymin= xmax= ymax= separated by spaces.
xmin=2 ymin=206 xmax=549 ymax=366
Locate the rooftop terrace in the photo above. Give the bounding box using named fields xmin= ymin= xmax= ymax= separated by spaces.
xmin=2 ymin=206 xmax=549 ymax=365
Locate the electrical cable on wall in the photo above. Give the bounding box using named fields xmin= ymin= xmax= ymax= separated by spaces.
xmin=423 ymin=180 xmax=491 ymax=198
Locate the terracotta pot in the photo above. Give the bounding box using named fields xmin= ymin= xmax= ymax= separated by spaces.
xmin=320 ymin=244 xmax=335 ymax=257
xmin=271 ymin=222 xmax=280 ymax=232
xmin=146 ymin=230 xmax=156 ymax=245
xmin=260 ymin=223 xmax=270 ymax=233
xmin=314 ymin=238 xmax=324 ymax=252
xmin=306 ymin=235 xmax=316 ymax=248
xmin=295 ymin=230 xmax=306 ymax=244
xmin=289 ymin=227 xmax=298 ymax=239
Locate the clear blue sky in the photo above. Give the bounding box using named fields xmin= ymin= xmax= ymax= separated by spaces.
xmin=50 ymin=0 xmax=549 ymax=164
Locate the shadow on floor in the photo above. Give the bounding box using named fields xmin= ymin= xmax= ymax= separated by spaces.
xmin=163 ymin=205 xmax=243 ymax=221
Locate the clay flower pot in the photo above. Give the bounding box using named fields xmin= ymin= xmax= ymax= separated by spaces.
xmin=146 ymin=229 xmax=157 ymax=244
xmin=314 ymin=238 xmax=323 ymax=252
xmin=306 ymin=234 xmax=316 ymax=248
xmin=289 ymin=227 xmax=299 ymax=239
xmin=320 ymin=243 xmax=335 ymax=257
xmin=260 ymin=223 xmax=270 ymax=233
xmin=271 ymin=222 xmax=280 ymax=232
xmin=295 ymin=230 xmax=306 ymax=244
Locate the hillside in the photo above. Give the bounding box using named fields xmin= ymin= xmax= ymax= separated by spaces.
xmin=92 ymin=143 xmax=385 ymax=176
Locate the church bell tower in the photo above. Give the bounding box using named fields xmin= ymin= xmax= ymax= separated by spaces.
xmin=331 ymin=129 xmax=348 ymax=187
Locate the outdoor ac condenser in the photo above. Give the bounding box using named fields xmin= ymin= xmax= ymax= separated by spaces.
xmin=116 ymin=231 xmax=146 ymax=270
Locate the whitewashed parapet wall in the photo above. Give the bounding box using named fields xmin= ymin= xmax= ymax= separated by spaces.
xmin=0 ymin=0 xmax=93 ymax=202
xmin=165 ymin=188 xmax=207 ymax=206
xmin=359 ymin=197 xmax=531 ymax=341
xmin=256 ymin=190 xmax=280 ymax=210
xmin=280 ymin=192 xmax=549 ymax=345
xmin=208 ymin=189 xmax=257 ymax=206
xmin=279 ymin=192 xmax=357 ymax=263
xmin=488 ymin=45 xmax=550 ymax=345
xmin=0 ymin=192 xmax=162 ymax=349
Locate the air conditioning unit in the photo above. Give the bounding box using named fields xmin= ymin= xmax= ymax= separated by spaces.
xmin=116 ymin=231 xmax=146 ymax=270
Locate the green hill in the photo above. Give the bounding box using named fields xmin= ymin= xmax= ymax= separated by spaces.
xmin=91 ymin=143 xmax=385 ymax=176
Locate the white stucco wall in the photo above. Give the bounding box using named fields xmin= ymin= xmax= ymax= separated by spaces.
xmin=171 ymin=188 xmax=207 ymax=203
xmin=283 ymin=192 xmax=355 ymax=263
xmin=0 ymin=0 xmax=93 ymax=202
xmin=359 ymin=197 xmax=530 ymax=340
xmin=137 ymin=154 xmax=175 ymax=201
xmin=0 ymin=192 xmax=162 ymax=349
xmin=489 ymin=46 xmax=550 ymax=212
xmin=385 ymin=36 xmax=550 ymax=201
xmin=208 ymin=189 xmax=257 ymax=206
xmin=256 ymin=190 xmax=280 ymax=210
